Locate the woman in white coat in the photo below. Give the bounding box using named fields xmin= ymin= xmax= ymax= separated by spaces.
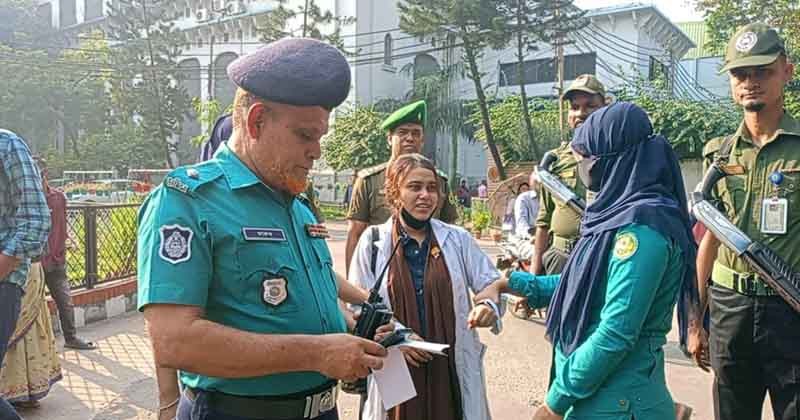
xmin=349 ymin=153 xmax=502 ymax=420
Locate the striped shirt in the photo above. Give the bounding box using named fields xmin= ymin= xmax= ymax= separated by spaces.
xmin=0 ymin=130 xmax=51 ymax=288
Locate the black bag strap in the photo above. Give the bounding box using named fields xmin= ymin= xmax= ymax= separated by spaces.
xmin=716 ymin=135 xmax=735 ymax=164
xmin=370 ymin=226 xmax=380 ymax=276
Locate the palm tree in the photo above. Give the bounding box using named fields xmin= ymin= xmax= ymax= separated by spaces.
xmin=402 ymin=50 xmax=473 ymax=190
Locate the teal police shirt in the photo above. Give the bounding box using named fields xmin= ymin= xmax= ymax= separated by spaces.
xmin=137 ymin=143 xmax=346 ymax=396
xmin=509 ymin=224 xmax=683 ymax=419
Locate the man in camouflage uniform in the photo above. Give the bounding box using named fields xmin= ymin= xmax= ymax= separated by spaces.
xmin=688 ymin=23 xmax=800 ymax=420
xmin=345 ymin=100 xmax=458 ymax=273
xmin=531 ymin=75 xmax=607 ymax=275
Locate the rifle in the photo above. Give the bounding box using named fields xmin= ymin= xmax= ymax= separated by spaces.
xmin=536 ymin=151 xmax=586 ymax=214
xmin=691 ymin=163 xmax=800 ymax=313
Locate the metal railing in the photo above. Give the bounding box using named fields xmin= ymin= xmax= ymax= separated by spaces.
xmin=66 ymin=203 xmax=140 ymax=289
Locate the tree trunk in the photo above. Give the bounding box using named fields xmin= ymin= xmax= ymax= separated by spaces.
xmin=449 ymin=127 xmax=458 ymax=191
xmin=516 ymin=2 xmax=540 ymax=159
xmin=463 ymin=38 xmax=506 ymax=180
xmin=142 ymin=0 xmax=174 ymax=168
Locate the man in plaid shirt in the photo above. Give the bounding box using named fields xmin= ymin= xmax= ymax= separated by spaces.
xmin=0 ymin=129 xmax=50 ymax=420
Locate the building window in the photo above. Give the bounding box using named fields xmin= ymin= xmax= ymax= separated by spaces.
xmin=198 ymin=38 xmax=204 ymax=48
xmin=84 ymin=0 xmax=104 ymax=20
xmin=185 ymin=7 xmax=191 ymax=18
xmin=384 ymin=34 xmax=393 ymax=66
xmin=223 ymin=33 xmax=229 ymax=43
xmin=237 ymin=30 xmax=243 ymax=40
xmin=649 ymin=56 xmax=670 ymax=82
xmin=499 ymin=53 xmax=596 ymax=86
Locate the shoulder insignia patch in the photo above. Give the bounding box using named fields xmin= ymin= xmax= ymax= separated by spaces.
xmin=358 ymin=162 xmax=388 ymax=179
xmin=164 ymin=176 xmax=190 ymax=194
xmin=159 ymin=224 xmax=193 ymax=264
xmin=613 ymin=232 xmax=639 ymax=260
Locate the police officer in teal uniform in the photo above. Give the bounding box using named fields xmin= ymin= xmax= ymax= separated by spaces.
xmin=477 ymin=103 xmax=699 ymax=419
xmin=137 ymin=38 xmax=387 ymax=420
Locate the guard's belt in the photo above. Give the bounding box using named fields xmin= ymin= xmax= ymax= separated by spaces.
xmin=712 ymin=261 xmax=777 ymax=297
xmin=184 ymin=381 xmax=338 ymax=419
xmin=551 ymin=235 xmax=577 ymax=254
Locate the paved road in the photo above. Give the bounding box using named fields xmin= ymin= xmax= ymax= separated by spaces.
xmin=20 ymin=221 xmax=771 ymax=420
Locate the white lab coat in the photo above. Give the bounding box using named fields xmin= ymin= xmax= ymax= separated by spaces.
xmin=348 ymin=218 xmax=502 ymax=420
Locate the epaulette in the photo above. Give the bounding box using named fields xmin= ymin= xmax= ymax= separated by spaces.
xmin=702 ymin=136 xmax=724 ymax=159
xmin=357 ymin=162 xmax=388 ymax=179
xmin=163 ymin=161 xmax=223 ymax=196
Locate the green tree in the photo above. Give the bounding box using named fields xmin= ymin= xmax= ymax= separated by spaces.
xmin=617 ymin=75 xmax=741 ymax=159
xmin=495 ymin=0 xmax=586 ymax=158
xmin=403 ymin=56 xmax=472 ymax=190
xmin=399 ymin=0 xmax=512 ymax=179
xmin=190 ymin=98 xmax=232 ymax=147
xmin=0 ymin=2 xmax=110 ymax=153
xmin=322 ymin=106 xmax=391 ymax=171
xmin=106 ymin=0 xmax=191 ymax=168
xmin=259 ymin=0 xmax=355 ymax=53
xmin=696 ymin=0 xmax=800 ymax=115
xmin=470 ymin=95 xmax=561 ymax=163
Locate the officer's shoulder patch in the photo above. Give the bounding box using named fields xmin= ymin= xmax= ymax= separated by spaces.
xmin=159 ymin=224 xmax=193 ymax=264
xmin=613 ymin=231 xmax=639 ymax=261
xmin=702 ymin=136 xmax=725 ymax=159
xmin=163 ymin=163 xmax=223 ymax=195
xmin=357 ymin=162 xmax=388 ymax=178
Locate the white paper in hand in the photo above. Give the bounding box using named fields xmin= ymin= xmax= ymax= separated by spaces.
xmin=399 ymin=339 xmax=449 ymax=356
xmin=372 ymin=347 xmax=417 ymax=409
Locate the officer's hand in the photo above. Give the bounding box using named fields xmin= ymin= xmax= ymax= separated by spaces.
xmin=317 ymin=334 xmax=387 ymax=382
xmin=373 ymin=320 xmax=397 ymax=342
xmin=467 ymin=304 xmax=497 ymax=329
xmin=687 ymin=325 xmax=710 ymax=372
xmin=400 ymin=333 xmax=433 ymax=368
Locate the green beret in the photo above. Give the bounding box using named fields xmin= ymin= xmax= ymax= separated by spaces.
xmin=380 ymin=100 xmax=426 ymax=132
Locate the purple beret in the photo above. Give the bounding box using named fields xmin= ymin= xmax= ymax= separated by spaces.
xmin=227 ymin=38 xmax=351 ymax=110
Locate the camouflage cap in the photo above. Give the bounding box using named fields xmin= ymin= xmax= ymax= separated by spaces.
xmin=719 ymin=23 xmax=786 ymax=74
xmin=380 ymin=100 xmax=426 ymax=132
xmin=563 ymin=74 xmax=606 ymax=101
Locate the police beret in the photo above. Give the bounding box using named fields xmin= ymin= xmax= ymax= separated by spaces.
xmin=380 ymin=100 xmax=427 ymax=132
xmin=227 ymin=38 xmax=351 ymax=110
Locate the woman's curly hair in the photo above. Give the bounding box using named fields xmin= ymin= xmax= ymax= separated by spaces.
xmin=384 ymin=153 xmax=440 ymax=212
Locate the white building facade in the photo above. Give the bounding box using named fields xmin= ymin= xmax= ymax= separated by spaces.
xmin=40 ymin=1 xmax=694 ymax=181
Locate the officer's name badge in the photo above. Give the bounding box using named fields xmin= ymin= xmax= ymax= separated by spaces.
xmin=262 ymin=275 xmax=288 ymax=306
xmin=305 ymin=224 xmax=330 ymax=239
xmin=242 ymin=227 xmax=287 ymax=242
xmin=613 ymin=232 xmax=638 ymax=260
xmin=159 ymin=225 xmax=193 ymax=264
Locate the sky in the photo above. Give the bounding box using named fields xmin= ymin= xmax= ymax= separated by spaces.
xmin=574 ymin=0 xmax=703 ymax=23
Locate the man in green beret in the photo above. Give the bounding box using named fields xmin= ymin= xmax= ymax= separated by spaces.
xmin=688 ymin=23 xmax=799 ymax=420
xmin=345 ymin=100 xmax=458 ymax=273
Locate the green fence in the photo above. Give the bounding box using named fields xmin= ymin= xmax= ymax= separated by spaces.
xmin=66 ymin=203 xmax=139 ymax=289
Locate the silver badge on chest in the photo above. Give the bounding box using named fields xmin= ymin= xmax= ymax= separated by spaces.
xmin=262 ymin=276 xmax=288 ymax=306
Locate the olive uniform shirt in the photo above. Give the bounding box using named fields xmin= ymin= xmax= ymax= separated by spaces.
xmin=346 ymin=163 xmax=459 ymax=225
xmin=703 ymin=112 xmax=800 ymax=277
xmin=535 ymin=142 xmax=587 ymax=240
xmin=137 ymin=143 xmax=346 ymax=396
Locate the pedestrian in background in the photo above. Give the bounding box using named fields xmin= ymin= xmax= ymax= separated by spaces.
xmin=0 ymin=129 xmax=51 ymax=420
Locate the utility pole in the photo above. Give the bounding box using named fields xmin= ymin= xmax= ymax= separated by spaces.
xmin=302 ymin=0 xmax=310 ymax=37
xmin=207 ymin=34 xmax=215 ymax=99
xmin=555 ymin=6 xmax=565 ymax=143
